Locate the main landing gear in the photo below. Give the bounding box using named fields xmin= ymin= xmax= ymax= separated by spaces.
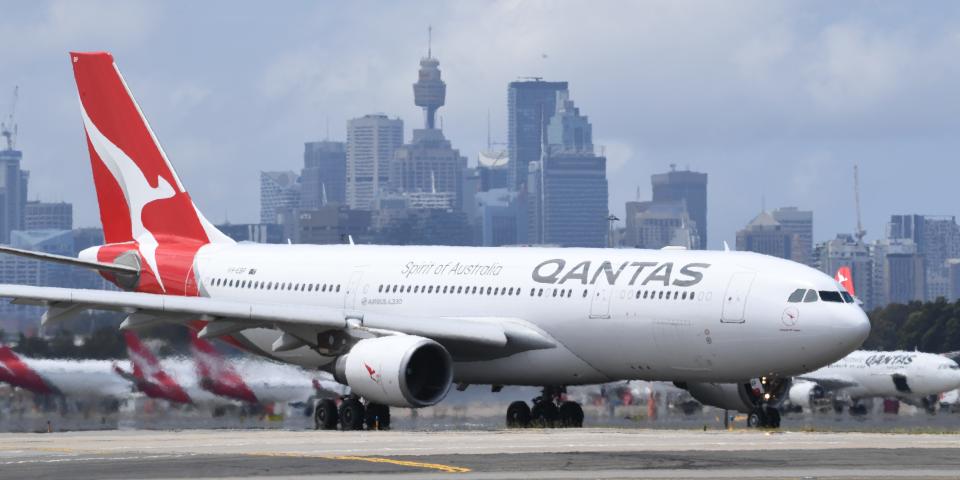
xmin=506 ymin=387 xmax=584 ymax=428
xmin=314 ymin=396 xmax=391 ymax=431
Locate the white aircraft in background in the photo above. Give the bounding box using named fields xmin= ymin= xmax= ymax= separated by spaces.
xmin=0 ymin=345 xmax=132 ymax=402
xmin=787 ymin=350 xmax=960 ymax=414
xmin=0 ymin=51 xmax=870 ymax=430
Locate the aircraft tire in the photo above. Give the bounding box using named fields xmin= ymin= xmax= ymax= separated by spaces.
xmin=339 ymin=398 xmax=365 ymax=430
xmin=747 ymin=409 xmax=764 ymax=428
xmin=506 ymin=401 xmax=531 ymax=428
xmin=559 ymin=401 xmax=584 ymax=428
xmin=531 ymin=399 xmax=560 ymax=428
xmin=314 ymin=399 xmax=338 ymax=430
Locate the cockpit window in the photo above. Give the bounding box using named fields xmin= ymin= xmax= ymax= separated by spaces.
xmin=787 ymin=289 xmax=806 ymax=303
xmin=803 ymin=289 xmax=818 ymax=303
xmin=819 ymin=290 xmax=844 ymax=303
xmin=840 ymin=291 xmax=854 ymax=303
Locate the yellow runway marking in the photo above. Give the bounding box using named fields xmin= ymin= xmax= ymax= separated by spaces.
xmin=247 ymin=451 xmax=471 ymax=474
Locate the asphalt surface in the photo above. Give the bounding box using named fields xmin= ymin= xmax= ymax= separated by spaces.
xmin=0 ymin=429 xmax=958 ymax=479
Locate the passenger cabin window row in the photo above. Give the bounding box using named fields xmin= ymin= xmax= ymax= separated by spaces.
xmin=209 ymin=277 xmax=341 ymax=293
xmin=633 ymin=290 xmax=696 ymax=301
xmin=787 ymin=288 xmax=853 ymax=304
xmin=378 ymin=284 xmax=523 ymax=296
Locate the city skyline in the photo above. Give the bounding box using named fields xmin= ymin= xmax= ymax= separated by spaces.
xmin=4 ymin=2 xmax=960 ymax=247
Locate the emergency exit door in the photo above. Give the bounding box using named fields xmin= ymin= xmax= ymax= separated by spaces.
xmin=721 ymin=272 xmax=756 ymax=323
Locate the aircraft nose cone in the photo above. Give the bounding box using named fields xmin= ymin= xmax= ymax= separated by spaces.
xmin=834 ymin=307 xmax=871 ymax=351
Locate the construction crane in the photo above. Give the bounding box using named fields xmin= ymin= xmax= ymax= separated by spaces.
xmin=1 ymin=86 xmax=18 ymax=151
xmin=853 ymin=164 xmax=867 ymax=243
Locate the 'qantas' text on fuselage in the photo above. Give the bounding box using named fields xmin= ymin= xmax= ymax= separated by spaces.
xmin=532 ymin=260 xmax=711 ymax=287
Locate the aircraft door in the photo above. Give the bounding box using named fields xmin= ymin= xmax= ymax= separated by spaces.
xmin=589 ymin=287 xmax=611 ymax=319
xmin=721 ymin=272 xmax=756 ymax=323
xmin=343 ymin=271 xmax=364 ymax=310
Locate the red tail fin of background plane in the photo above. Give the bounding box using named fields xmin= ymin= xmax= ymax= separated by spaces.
xmin=835 ymin=266 xmax=856 ymax=296
xmin=0 ymin=346 xmax=55 ymax=394
xmin=190 ymin=332 xmax=258 ymax=404
xmin=123 ymin=332 xmax=191 ymax=404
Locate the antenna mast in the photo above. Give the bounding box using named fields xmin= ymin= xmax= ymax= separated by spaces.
xmin=854 ymin=164 xmax=866 ymax=243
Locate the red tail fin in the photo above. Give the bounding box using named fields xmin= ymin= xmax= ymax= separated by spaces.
xmin=190 ymin=332 xmax=257 ymax=403
xmin=123 ymin=332 xmax=191 ymax=404
xmin=0 ymin=346 xmax=55 ymax=394
xmin=70 ymin=52 xmax=230 ymax=246
xmin=835 ymin=266 xmax=855 ymax=296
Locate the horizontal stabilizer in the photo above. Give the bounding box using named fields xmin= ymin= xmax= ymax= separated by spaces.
xmin=0 ymin=245 xmax=139 ymax=275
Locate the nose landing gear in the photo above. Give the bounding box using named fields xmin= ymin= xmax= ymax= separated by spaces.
xmin=506 ymin=387 xmax=583 ymax=428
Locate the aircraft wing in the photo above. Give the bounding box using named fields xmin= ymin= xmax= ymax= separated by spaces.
xmin=794 ymin=374 xmax=859 ymax=391
xmin=0 ymin=284 xmax=555 ymax=358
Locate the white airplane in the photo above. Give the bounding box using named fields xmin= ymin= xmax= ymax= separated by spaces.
xmin=0 ymin=51 xmax=870 ymax=430
xmin=0 ymin=345 xmax=132 ymax=401
xmin=787 ymin=350 xmax=960 ymax=414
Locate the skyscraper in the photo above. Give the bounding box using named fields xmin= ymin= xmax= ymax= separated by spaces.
xmin=259 ymin=171 xmax=300 ymax=224
xmin=736 ymin=211 xmax=802 ymax=262
xmin=25 ymin=201 xmax=72 ymax=230
xmin=652 ymin=166 xmax=707 ymax=249
xmin=771 ymin=207 xmax=814 ymax=266
xmin=0 ymin=148 xmax=27 ymax=243
xmin=527 ymin=92 xmax=607 ymax=247
xmin=393 ymin=50 xmax=466 ymax=210
xmin=346 ymin=114 xmax=403 ymax=210
xmin=624 ymin=200 xmax=699 ymax=250
xmin=887 ymin=214 xmax=960 ymax=300
xmin=301 ymin=141 xmax=346 ymax=208
xmin=507 ymin=79 xmax=568 ymax=191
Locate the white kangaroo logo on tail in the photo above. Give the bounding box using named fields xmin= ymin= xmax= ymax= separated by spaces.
xmin=80 ymin=104 xmax=175 ymax=291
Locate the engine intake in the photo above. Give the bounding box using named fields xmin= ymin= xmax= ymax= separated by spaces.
xmin=335 ymin=335 xmax=452 ymax=408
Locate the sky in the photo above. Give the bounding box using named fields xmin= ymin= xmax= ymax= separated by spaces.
xmin=2 ymin=1 xmax=960 ymax=248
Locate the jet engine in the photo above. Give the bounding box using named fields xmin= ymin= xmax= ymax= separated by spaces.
xmin=678 ymin=382 xmax=759 ymax=413
xmin=334 ymin=335 xmax=453 ymax=408
xmin=787 ymin=380 xmax=824 ymax=410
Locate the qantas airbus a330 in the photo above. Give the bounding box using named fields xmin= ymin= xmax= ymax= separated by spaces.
xmin=0 ymin=52 xmax=870 ymax=430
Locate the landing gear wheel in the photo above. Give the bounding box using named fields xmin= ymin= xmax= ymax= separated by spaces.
xmin=365 ymin=403 xmax=391 ymax=430
xmin=559 ymin=401 xmax=584 ymax=428
xmin=339 ymin=398 xmax=365 ymax=430
xmin=747 ymin=408 xmax=765 ymax=428
xmin=506 ymin=401 xmax=531 ymax=428
xmin=530 ymin=399 xmax=560 ymax=428
xmin=849 ymin=404 xmax=868 ymax=416
xmin=314 ymin=399 xmax=338 ymax=430
xmin=764 ymin=407 xmax=781 ymax=428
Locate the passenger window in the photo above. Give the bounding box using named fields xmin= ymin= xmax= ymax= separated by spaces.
xmin=803 ymin=289 xmax=818 ymax=303
xmin=531 ymin=288 xmax=535 ymax=297
xmin=582 ymin=289 xmax=588 ymax=298
xmin=658 ymin=291 xmax=664 ymax=299
xmin=682 ymin=291 xmax=687 ymax=300
xmin=841 ymin=291 xmax=854 ymax=303
xmin=538 ymin=289 xmax=543 ymax=297
xmin=690 ymin=292 xmax=695 ymax=300
xmin=819 ymin=291 xmax=844 ymax=303
xmin=336 ymin=285 xmax=341 ymax=292
xmin=787 ymin=288 xmax=805 ymax=303
xmin=635 ymin=291 xmax=641 ymax=299
xmin=552 ymin=289 xmax=558 ymax=297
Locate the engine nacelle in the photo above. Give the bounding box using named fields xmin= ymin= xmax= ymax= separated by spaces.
xmin=787 ymin=380 xmax=824 ymax=409
xmin=335 ymin=335 xmax=453 ymax=408
xmin=680 ymin=382 xmax=758 ymax=413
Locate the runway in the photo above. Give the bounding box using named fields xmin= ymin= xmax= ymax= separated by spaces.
xmin=0 ymin=429 xmax=958 ymax=479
